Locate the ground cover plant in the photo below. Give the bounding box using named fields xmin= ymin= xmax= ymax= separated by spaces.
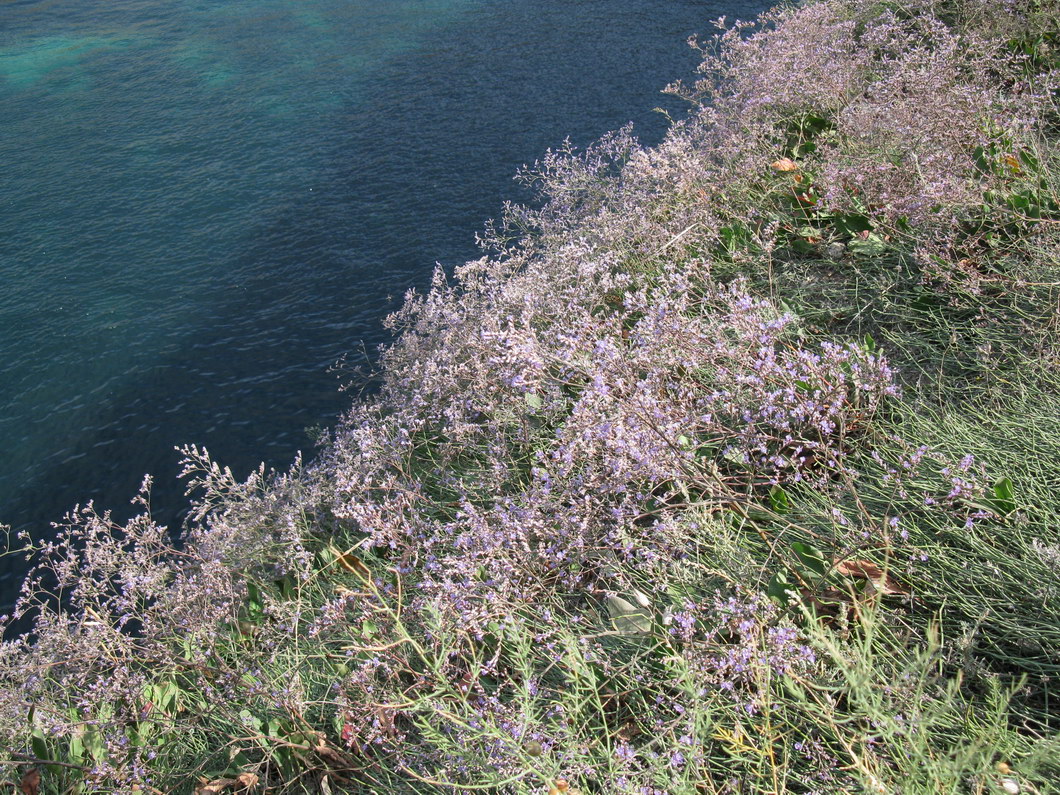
xmin=3 ymin=0 xmax=1060 ymax=792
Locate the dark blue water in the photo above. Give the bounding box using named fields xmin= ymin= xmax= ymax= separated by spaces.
xmin=0 ymin=0 xmax=769 ymax=604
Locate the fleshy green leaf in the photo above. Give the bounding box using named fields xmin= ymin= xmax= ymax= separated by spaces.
xmin=790 ymin=541 xmax=828 ymax=577
xmin=769 ymin=485 xmax=792 ymax=514
xmin=766 ymin=571 xmax=799 ymax=604
xmin=30 ymin=731 xmax=49 ymax=765
xmin=991 ymin=477 xmax=1016 ymax=515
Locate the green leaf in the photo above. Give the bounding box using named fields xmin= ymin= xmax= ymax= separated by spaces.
xmin=722 ymin=448 xmax=748 ymax=467
xmin=766 ymin=572 xmax=799 ymax=604
xmin=239 ymin=709 xmax=263 ymax=735
xmin=246 ymin=581 xmax=263 ymax=618
xmin=1018 ymin=148 xmax=1040 ymax=171
xmin=790 ymin=541 xmax=828 ymax=577
xmin=275 ymin=575 xmax=295 ymax=599
xmin=862 ymin=333 xmax=876 ymax=353
xmin=782 ymin=675 xmax=809 ymax=703
xmin=524 ymin=392 xmax=543 ymax=409
xmin=1008 ymin=192 xmax=1033 ymax=213
xmin=605 ymin=595 xmax=652 ymax=635
xmin=154 ymin=681 xmax=179 ymax=714
xmin=973 ymin=145 xmax=991 ymax=174
xmin=128 ymin=722 xmax=150 ymax=747
xmin=720 ymin=222 xmax=751 ymax=250
xmin=769 ymin=485 xmax=792 ymax=514
xmin=31 ymin=731 xmax=50 ymax=764
xmin=832 ymin=213 xmax=872 ymax=236
xmin=68 ymin=731 xmax=84 ymax=764
xmin=991 ymin=477 xmax=1016 ymax=515
xmin=801 ymin=112 xmax=832 ymax=136
xmin=317 ymin=546 xmax=338 ymax=568
xmin=83 ymin=725 xmax=105 ymax=761
xmin=847 ymin=233 xmax=888 ymax=257
xmin=223 ymin=752 xmax=254 ymax=778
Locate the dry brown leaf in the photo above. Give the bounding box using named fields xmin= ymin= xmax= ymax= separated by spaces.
xmin=616 ymin=720 xmax=641 ymax=742
xmin=329 ymin=545 xmax=371 ymax=578
xmin=193 ymin=775 xmax=257 ymax=795
xmin=20 ymin=768 xmax=40 ymax=795
xmin=835 ymin=559 xmax=908 ymax=596
xmin=313 ymin=738 xmax=354 ymax=769
xmin=798 ymin=587 xmax=854 ymax=626
xmin=771 ymin=157 xmax=798 ymax=172
xmin=338 ymin=554 xmax=370 ymax=578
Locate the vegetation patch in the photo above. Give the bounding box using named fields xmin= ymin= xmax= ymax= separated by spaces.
xmin=3 ymin=0 xmax=1060 ymax=791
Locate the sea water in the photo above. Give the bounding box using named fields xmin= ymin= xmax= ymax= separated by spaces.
xmin=0 ymin=0 xmax=769 ymax=605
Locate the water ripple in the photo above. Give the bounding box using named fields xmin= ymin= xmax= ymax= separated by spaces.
xmin=0 ymin=0 xmax=770 ymax=603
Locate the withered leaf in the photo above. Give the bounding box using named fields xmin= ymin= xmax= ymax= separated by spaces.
xmin=800 ymin=586 xmax=847 ymax=615
xmin=20 ymin=768 xmax=40 ymax=795
xmin=835 ymin=559 xmax=908 ymax=596
xmin=313 ymin=737 xmax=354 ymax=769
xmin=194 ymin=780 xmax=233 ymax=795
xmin=372 ymin=704 xmax=399 ymax=737
xmin=193 ymin=773 xmax=257 ymax=795
xmin=339 ymin=555 xmax=370 ymax=578
xmin=771 ymin=157 xmax=798 ymax=172
xmin=329 ymin=545 xmax=371 ymax=579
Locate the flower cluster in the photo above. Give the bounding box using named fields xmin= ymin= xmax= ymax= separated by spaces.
xmin=4 ymin=0 xmax=1056 ymax=790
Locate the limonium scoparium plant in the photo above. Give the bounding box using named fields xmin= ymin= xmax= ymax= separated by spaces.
xmin=3 ymin=0 xmax=1059 ymax=791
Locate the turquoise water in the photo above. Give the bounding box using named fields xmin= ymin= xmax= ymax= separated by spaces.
xmin=0 ymin=0 xmax=769 ymax=601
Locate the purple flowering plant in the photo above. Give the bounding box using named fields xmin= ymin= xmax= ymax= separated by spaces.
xmin=3 ymin=0 xmax=1060 ymax=791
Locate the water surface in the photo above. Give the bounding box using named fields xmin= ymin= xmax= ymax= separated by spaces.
xmin=0 ymin=0 xmax=770 ymax=604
